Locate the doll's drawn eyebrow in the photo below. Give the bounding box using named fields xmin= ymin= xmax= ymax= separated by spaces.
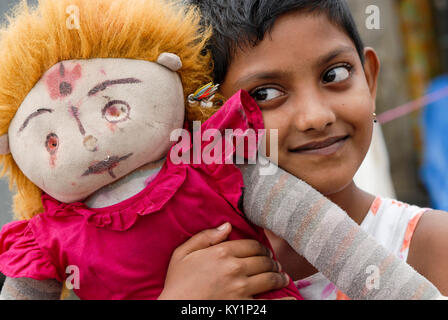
xmin=19 ymin=108 xmax=54 ymax=132
xmin=87 ymin=78 xmax=142 ymax=96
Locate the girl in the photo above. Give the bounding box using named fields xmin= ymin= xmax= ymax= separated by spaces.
xmin=177 ymin=0 xmax=448 ymax=300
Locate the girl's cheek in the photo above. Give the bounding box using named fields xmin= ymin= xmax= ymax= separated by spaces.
xmin=337 ymin=95 xmax=372 ymax=124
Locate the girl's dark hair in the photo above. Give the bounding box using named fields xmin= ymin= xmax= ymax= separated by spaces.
xmin=188 ymin=0 xmax=365 ymax=84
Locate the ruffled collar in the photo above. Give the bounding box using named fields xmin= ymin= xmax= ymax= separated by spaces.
xmin=41 ymin=162 xmax=187 ymax=231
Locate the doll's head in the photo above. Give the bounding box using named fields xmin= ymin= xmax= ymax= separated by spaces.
xmin=0 ymin=0 xmax=216 ymax=219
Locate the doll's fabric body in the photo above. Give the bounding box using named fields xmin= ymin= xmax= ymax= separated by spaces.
xmin=0 ymin=90 xmax=303 ymax=300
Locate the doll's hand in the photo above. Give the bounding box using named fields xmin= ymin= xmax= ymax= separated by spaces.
xmin=158 ymin=223 xmax=292 ymax=300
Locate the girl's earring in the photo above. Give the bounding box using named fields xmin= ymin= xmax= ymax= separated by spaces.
xmin=373 ymin=113 xmax=378 ymax=123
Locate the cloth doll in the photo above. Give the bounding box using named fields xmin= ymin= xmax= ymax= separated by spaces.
xmin=0 ymin=0 xmax=442 ymax=300
xmin=0 ymin=0 xmax=302 ymax=300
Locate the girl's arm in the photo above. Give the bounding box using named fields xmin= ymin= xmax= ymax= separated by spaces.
xmin=0 ymin=277 xmax=62 ymax=300
xmin=239 ymin=159 xmax=444 ymax=300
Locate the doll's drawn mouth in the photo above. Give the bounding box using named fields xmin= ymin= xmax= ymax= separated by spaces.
xmin=82 ymin=153 xmax=133 ymax=179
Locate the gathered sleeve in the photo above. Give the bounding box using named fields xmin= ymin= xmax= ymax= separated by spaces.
xmin=200 ymin=90 xmax=266 ymax=210
xmin=200 ymin=89 xmax=265 ymax=162
xmin=0 ymin=220 xmax=60 ymax=282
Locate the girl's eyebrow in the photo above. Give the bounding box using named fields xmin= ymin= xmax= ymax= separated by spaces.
xmin=87 ymin=78 xmax=142 ymax=96
xmin=233 ymin=46 xmax=357 ymax=88
xmin=19 ymin=108 xmax=54 ymax=132
xmin=234 ymin=70 xmax=294 ymax=88
xmin=314 ymin=46 xmax=357 ymax=68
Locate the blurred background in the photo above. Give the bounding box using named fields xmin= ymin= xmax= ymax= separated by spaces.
xmin=0 ymin=0 xmax=447 ymax=289
xmin=348 ymin=0 xmax=448 ymax=209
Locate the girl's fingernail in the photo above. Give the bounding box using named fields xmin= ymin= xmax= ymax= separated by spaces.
xmin=217 ymin=223 xmax=229 ymax=231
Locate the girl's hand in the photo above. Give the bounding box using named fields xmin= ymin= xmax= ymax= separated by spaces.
xmin=158 ymin=223 xmax=292 ymax=300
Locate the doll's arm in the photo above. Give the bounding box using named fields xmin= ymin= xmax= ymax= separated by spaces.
xmin=238 ymin=159 xmax=444 ymax=300
xmin=0 ymin=277 xmax=61 ymax=300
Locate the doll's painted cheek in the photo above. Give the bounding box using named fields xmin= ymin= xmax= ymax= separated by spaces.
xmin=49 ymin=153 xmax=57 ymax=168
xmin=107 ymin=122 xmax=117 ymax=132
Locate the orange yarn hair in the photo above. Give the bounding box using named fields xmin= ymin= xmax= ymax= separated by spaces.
xmin=0 ymin=0 xmax=218 ymax=220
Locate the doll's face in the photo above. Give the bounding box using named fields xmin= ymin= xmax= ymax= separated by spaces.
xmin=9 ymin=58 xmax=185 ymax=203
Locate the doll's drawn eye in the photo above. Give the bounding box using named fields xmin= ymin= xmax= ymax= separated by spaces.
xmin=45 ymin=133 xmax=59 ymax=155
xmin=102 ymin=100 xmax=130 ymax=123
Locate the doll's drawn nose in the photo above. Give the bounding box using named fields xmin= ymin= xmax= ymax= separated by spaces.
xmin=83 ymin=135 xmax=98 ymax=152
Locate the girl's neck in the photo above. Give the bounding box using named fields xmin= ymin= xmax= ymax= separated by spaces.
xmin=325 ymin=181 xmax=376 ymax=225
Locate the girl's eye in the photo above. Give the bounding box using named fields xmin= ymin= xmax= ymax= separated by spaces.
xmin=45 ymin=133 xmax=59 ymax=155
xmin=323 ymin=65 xmax=352 ymax=84
xmin=250 ymin=88 xmax=284 ymax=103
xmin=102 ymin=100 xmax=130 ymax=123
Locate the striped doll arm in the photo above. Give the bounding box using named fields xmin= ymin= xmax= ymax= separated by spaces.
xmin=239 ymin=159 xmax=444 ymax=300
xmin=0 ymin=277 xmax=62 ymax=300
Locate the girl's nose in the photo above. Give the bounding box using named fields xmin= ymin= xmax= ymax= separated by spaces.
xmin=292 ymin=95 xmax=336 ymax=132
xmin=83 ymin=135 xmax=98 ymax=152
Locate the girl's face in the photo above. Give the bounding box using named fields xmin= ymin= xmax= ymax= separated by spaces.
xmin=9 ymin=58 xmax=185 ymax=203
xmin=220 ymin=12 xmax=380 ymax=195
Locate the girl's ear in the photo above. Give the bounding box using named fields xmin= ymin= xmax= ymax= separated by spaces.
xmin=0 ymin=134 xmax=9 ymax=155
xmin=157 ymin=53 xmax=182 ymax=72
xmin=363 ymin=47 xmax=380 ymax=99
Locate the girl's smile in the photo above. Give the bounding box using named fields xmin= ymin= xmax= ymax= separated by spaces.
xmin=289 ymin=135 xmax=350 ymax=156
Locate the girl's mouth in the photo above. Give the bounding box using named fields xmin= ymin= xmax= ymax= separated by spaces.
xmin=290 ymin=135 xmax=350 ymax=156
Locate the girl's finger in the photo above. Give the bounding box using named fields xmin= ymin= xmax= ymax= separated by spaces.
xmin=240 ymin=255 xmax=281 ymax=276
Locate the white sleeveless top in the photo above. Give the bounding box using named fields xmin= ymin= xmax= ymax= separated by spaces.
xmin=295 ymin=197 xmax=430 ymax=300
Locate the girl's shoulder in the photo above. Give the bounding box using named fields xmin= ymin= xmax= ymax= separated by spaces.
xmin=361 ymin=196 xmax=431 ymax=260
xmin=406 ymin=208 xmax=448 ymax=294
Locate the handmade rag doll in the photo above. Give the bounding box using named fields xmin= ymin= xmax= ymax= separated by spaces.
xmin=0 ymin=0 xmax=443 ymax=300
xmin=0 ymin=0 xmax=302 ymax=300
